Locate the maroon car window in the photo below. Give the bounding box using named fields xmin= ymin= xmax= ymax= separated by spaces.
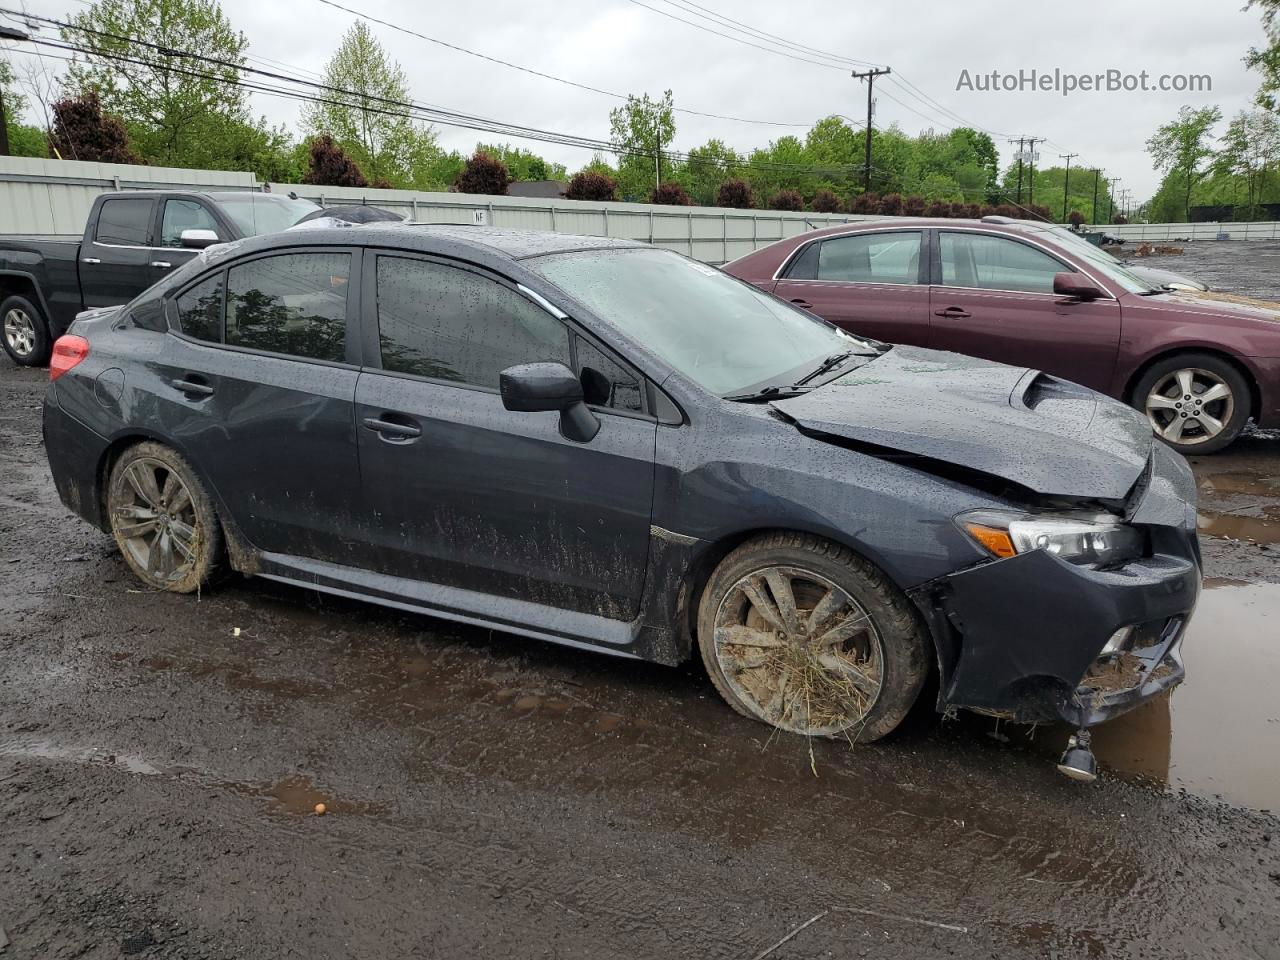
xmin=815 ymin=232 xmax=922 ymax=284
xmin=939 ymin=233 xmax=1064 ymax=294
xmin=782 ymin=241 xmax=820 ymax=280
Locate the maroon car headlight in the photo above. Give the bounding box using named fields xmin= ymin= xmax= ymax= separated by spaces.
xmin=957 ymin=510 xmax=1144 ymax=569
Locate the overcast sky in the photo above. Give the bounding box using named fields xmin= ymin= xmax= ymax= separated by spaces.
xmin=5 ymin=0 xmax=1270 ymax=198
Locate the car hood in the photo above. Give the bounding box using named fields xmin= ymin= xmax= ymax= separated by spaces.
xmin=771 ymin=345 xmax=1152 ymax=501
xmin=1126 ymin=263 xmax=1208 ymax=292
xmin=1155 ymin=288 xmax=1280 ymax=323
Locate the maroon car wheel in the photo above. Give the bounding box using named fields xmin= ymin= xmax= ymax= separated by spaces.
xmin=1134 ymin=353 xmax=1251 ymax=455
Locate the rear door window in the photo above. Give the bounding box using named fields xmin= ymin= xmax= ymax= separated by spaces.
xmin=374 ymin=256 xmax=570 ymax=388
xmin=174 ymin=273 xmax=224 ymax=343
xmin=225 ymin=253 xmax=350 ymax=362
xmin=95 ymin=198 xmax=155 ymax=246
xmin=816 ymin=232 xmax=922 ymax=284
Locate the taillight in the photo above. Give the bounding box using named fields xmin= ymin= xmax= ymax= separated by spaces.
xmin=49 ymin=335 xmax=90 ymax=381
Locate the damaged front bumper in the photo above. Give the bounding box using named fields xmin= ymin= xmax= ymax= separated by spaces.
xmin=908 ymin=444 xmax=1201 ymax=729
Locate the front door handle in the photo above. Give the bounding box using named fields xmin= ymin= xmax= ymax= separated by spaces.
xmin=362 ymin=416 xmax=422 ymax=441
xmin=82 ymin=257 xmax=101 ymax=264
xmin=151 ymin=261 xmax=172 ymax=269
xmin=172 ymin=377 xmax=214 ymax=397
xmin=934 ymin=306 xmax=972 ymax=319
xmin=789 ymin=298 xmax=814 ymax=310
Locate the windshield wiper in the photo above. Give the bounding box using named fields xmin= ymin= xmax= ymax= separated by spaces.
xmin=723 ymin=384 xmax=808 ymax=402
xmin=794 ymin=351 xmax=857 ymax=386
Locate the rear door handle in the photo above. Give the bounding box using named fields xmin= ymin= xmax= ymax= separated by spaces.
xmin=82 ymin=257 xmax=101 ymax=264
xmin=934 ymin=306 xmax=972 ymax=319
xmin=151 ymin=261 xmax=172 ymax=269
xmin=789 ymin=298 xmax=814 ymax=310
xmin=362 ymin=416 xmax=422 ymax=440
xmin=171 ymin=377 xmax=214 ymax=397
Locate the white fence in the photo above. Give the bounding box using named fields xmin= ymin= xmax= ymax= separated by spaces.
xmin=4 ymin=156 xmax=1280 ymax=259
xmin=1093 ymin=220 xmax=1280 ymax=242
xmin=0 ymin=156 xmax=869 ymax=264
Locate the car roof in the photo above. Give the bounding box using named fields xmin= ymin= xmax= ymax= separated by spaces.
xmin=219 ymin=222 xmax=651 ymax=263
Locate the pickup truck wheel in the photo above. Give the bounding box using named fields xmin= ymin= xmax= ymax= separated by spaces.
xmin=1133 ymin=353 xmax=1251 ymax=455
xmin=107 ymin=442 xmax=224 ymax=593
xmin=1 ymin=295 xmax=50 ymax=366
xmin=696 ymin=532 xmax=929 ymax=743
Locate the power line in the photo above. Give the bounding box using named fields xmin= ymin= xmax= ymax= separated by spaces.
xmin=312 ymin=0 xmax=814 ymax=129
xmin=2 ymin=13 xmax=895 ymax=183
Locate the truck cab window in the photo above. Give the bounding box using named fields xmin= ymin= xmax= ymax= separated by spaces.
xmin=94 ymin=198 xmax=154 ymax=246
xmin=161 ymin=200 xmax=221 ymax=248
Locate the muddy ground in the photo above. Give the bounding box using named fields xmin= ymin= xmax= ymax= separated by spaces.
xmin=3 ymin=331 xmax=1280 ymax=958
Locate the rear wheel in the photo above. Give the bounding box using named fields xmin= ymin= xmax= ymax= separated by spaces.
xmin=106 ymin=442 xmax=223 ymax=593
xmin=1 ymin=294 xmax=51 ymax=366
xmin=1133 ymin=353 xmax=1251 ymax=455
xmin=696 ymin=533 xmax=930 ymax=743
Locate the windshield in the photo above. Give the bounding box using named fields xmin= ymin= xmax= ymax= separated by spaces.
xmin=216 ymin=195 xmax=320 ymax=237
xmin=1044 ymin=225 xmax=1158 ymax=294
xmin=528 ymin=247 xmax=875 ymax=396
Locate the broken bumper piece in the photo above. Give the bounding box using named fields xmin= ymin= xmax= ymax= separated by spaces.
xmin=908 ymin=545 xmax=1200 ymax=728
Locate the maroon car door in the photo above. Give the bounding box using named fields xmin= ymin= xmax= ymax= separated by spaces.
xmin=771 ymin=229 xmax=932 ymax=345
xmin=927 ymin=229 xmax=1121 ymax=393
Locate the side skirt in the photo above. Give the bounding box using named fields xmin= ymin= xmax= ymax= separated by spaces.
xmin=255 ymin=551 xmax=645 ymax=661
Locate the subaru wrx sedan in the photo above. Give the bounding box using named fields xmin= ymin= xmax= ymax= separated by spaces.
xmin=43 ymin=226 xmax=1200 ymax=761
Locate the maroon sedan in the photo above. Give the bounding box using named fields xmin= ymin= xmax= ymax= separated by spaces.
xmin=724 ymin=217 xmax=1280 ymax=453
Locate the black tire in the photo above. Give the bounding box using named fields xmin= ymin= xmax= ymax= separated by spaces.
xmin=106 ymin=441 xmax=224 ymax=593
xmin=1 ymin=293 xmax=51 ymax=366
xmin=696 ymin=532 xmax=930 ymax=743
xmin=1132 ymin=352 xmax=1252 ymax=455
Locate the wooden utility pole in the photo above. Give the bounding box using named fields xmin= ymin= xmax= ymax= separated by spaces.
xmin=851 ymin=67 xmax=891 ymax=193
xmin=1059 ymin=153 xmax=1078 ymax=222
xmin=1025 ymin=138 xmax=1043 ymax=209
xmin=1009 ymin=138 xmax=1025 ymax=204
xmin=1091 ymin=169 xmax=1102 ymax=225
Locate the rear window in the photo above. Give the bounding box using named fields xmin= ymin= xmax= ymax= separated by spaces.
xmin=225 ymin=253 xmax=350 ymax=362
xmin=95 ymin=198 xmax=153 ymax=246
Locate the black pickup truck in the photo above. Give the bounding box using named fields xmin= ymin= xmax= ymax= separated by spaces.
xmin=1 ymin=190 xmax=318 ymax=365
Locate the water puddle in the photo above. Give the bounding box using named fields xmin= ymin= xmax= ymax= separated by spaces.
xmin=0 ymin=739 xmax=164 ymax=776
xmin=1018 ymin=579 xmax=1280 ymax=810
xmin=1194 ymin=467 xmax=1280 ymax=544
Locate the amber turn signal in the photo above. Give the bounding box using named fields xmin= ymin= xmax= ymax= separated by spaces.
xmin=963 ymin=523 xmax=1017 ymax=559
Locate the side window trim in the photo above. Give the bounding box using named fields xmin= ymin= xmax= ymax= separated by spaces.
xmin=164 ymin=246 xmax=363 ymax=367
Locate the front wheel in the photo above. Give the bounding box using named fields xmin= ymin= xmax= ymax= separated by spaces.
xmin=1133 ymin=353 xmax=1251 ymax=455
xmin=696 ymin=532 xmax=930 ymax=743
xmin=1 ymin=294 xmax=51 ymax=366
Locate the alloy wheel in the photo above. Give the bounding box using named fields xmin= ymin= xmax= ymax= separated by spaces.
xmin=712 ymin=565 xmax=884 ymax=737
xmin=3 ymin=308 xmax=36 ymax=358
xmin=1144 ymin=368 xmax=1234 ymax=447
xmin=110 ymin=458 xmax=200 ymax=585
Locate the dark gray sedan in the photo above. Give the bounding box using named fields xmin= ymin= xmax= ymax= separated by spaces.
xmin=42 ymin=225 xmax=1201 ymax=772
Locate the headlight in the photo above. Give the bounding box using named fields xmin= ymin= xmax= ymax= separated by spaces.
xmin=957 ymin=510 xmax=1144 ymax=568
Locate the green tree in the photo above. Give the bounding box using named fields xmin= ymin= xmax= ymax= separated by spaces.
xmin=303 ymin=20 xmax=439 ymax=187
xmin=1146 ymin=105 xmax=1223 ymax=221
xmin=673 ymin=138 xmax=741 ymax=205
xmin=474 ymin=143 xmax=566 ymax=182
xmin=62 ymin=0 xmax=253 ymax=167
xmin=1214 ymin=109 xmax=1280 ymax=217
xmin=1 ymin=58 xmax=45 ymax=157
xmin=1246 ymin=0 xmax=1280 ymax=110
xmin=609 ymin=90 xmax=675 ymax=199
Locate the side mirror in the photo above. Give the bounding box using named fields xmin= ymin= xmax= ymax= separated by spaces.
xmin=1053 ymin=271 xmax=1103 ymax=301
xmin=500 ymin=362 xmax=599 ymax=442
xmin=180 ymin=228 xmax=220 ymax=249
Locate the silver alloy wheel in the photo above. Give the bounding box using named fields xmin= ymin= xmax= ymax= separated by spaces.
xmin=110 ymin=458 xmax=200 ymax=585
xmin=3 ymin=308 xmax=36 ymax=358
xmin=713 ymin=564 xmax=884 ymax=737
xmin=1144 ymin=367 xmax=1234 ymax=447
